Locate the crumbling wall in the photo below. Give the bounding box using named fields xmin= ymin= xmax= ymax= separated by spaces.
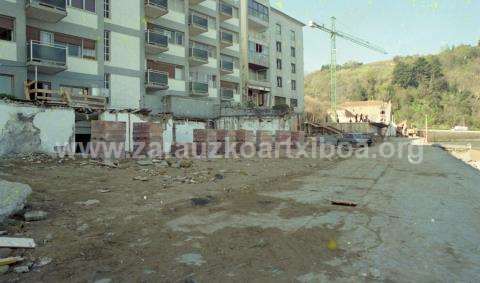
xmin=0 ymin=101 xmax=75 ymax=156
xmin=175 ymin=121 xmax=207 ymax=143
xmin=217 ymin=116 xmax=292 ymax=132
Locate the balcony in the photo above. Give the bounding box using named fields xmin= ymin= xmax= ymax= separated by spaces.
xmin=25 ymin=0 xmax=67 ymax=23
xmin=189 ymin=47 xmax=209 ymax=66
xmin=145 ymin=30 xmax=169 ymax=54
xmin=26 ymin=40 xmax=67 ymax=74
xmin=144 ymin=0 xmax=168 ymax=18
xmin=248 ymin=70 xmax=269 ymax=83
xmin=189 ymin=13 xmax=208 ymax=36
xmin=219 ymin=2 xmax=233 ymax=21
xmin=189 ymin=82 xmax=209 ymax=96
xmin=248 ymin=2 xmax=269 ymax=31
xmin=146 ymin=70 xmax=169 ymax=91
xmin=248 ymin=51 xmax=269 ymax=68
xmin=220 ymin=30 xmax=233 ymax=48
xmin=189 ymin=0 xmax=207 ymax=5
xmin=221 ymin=88 xmax=234 ymax=101
xmin=220 ymin=59 xmax=234 ymax=75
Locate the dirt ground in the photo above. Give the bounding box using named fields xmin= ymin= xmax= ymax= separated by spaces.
xmin=2 ymin=139 xmax=480 ymax=282
xmin=0 ymin=153 xmax=346 ymax=282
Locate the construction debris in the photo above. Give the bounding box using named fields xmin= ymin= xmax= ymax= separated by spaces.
xmin=24 ymin=211 xmax=48 ymax=222
xmin=0 ymin=256 xmax=23 ymax=266
xmin=331 ymin=200 xmax=358 ymax=207
xmin=0 ymin=237 xmax=36 ymax=249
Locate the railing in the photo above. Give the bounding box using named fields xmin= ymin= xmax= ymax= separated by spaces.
xmin=189 ymin=13 xmax=208 ymax=29
xmin=27 ymin=0 xmax=67 ymax=11
xmin=189 ymin=47 xmax=208 ymax=61
xmin=27 ymin=40 xmax=67 ymax=66
xmin=249 ymin=70 xmax=268 ymax=82
xmin=248 ymin=0 xmax=269 ymax=22
xmin=221 ymin=88 xmax=234 ymax=100
xmin=146 ymin=70 xmax=169 ymax=87
xmin=221 ymin=59 xmax=234 ymax=72
xmin=219 ymin=2 xmax=233 ymax=16
xmin=221 ymin=31 xmax=233 ymax=44
xmin=190 ymin=82 xmax=209 ymax=94
xmin=145 ymin=30 xmax=168 ymax=48
xmin=249 ymin=32 xmax=268 ymax=43
xmin=145 ymin=0 xmax=168 ymax=9
xmin=248 ymin=51 xmax=269 ymax=67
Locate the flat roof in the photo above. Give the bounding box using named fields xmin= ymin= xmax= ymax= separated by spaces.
xmin=270 ymin=7 xmax=306 ymax=27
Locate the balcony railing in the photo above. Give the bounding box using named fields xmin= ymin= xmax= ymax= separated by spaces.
xmin=221 ymin=31 xmax=233 ymax=44
xmin=189 ymin=47 xmax=209 ymax=62
xmin=190 ymin=82 xmax=209 ymax=95
xmin=249 ymin=71 xmax=268 ymax=82
xmin=220 ymin=2 xmax=233 ymax=18
xmin=221 ymin=88 xmax=234 ymax=100
xmin=248 ymin=51 xmax=269 ymax=67
xmin=27 ymin=40 xmax=67 ymax=67
xmin=145 ymin=30 xmax=168 ymax=48
xmin=221 ymin=60 xmax=234 ymax=72
xmin=27 ymin=0 xmax=66 ymax=11
xmin=146 ymin=70 xmax=169 ymax=90
xmin=189 ymin=13 xmax=208 ymax=30
xmin=145 ymin=0 xmax=168 ymax=10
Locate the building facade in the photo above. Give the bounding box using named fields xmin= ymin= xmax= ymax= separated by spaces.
xmin=0 ymin=0 xmax=304 ymax=120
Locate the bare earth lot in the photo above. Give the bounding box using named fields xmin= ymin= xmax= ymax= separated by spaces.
xmin=1 ymin=138 xmax=480 ymax=282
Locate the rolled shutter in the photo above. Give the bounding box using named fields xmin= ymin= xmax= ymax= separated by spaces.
xmin=83 ymin=38 xmax=96 ymax=49
xmin=26 ymin=26 xmax=40 ymax=41
xmin=55 ymin=33 xmax=82 ymax=45
xmin=0 ymin=16 xmax=13 ymax=30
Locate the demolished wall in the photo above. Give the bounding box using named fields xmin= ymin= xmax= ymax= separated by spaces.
xmin=217 ymin=116 xmax=292 ymax=132
xmin=0 ymin=101 xmax=75 ymax=156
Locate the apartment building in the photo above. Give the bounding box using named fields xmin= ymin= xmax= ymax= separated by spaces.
xmin=0 ymin=0 xmax=304 ymax=120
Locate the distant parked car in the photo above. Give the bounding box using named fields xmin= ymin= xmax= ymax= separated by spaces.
xmin=337 ymin=133 xmax=373 ymax=147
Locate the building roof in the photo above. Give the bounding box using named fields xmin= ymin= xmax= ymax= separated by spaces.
xmin=270 ymin=7 xmax=306 ymax=27
xmin=340 ymin=101 xmax=391 ymax=108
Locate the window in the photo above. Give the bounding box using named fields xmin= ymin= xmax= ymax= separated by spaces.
xmin=104 ymin=73 xmax=110 ymax=90
xmin=276 ymin=59 xmax=282 ymax=70
xmin=104 ymin=30 xmax=110 ymax=61
xmin=291 ymin=47 xmax=296 ymax=58
xmin=291 ymin=80 xmax=297 ymax=91
xmin=290 ymin=30 xmax=296 ymax=41
xmin=248 ymin=0 xmax=269 ymax=22
xmin=60 ymin=85 xmax=90 ymax=96
xmin=291 ymin=98 xmax=298 ymax=108
xmin=104 ymin=0 xmax=110 ymax=18
xmin=0 ymin=16 xmax=14 ymax=41
xmin=276 ymin=41 xmax=282 ymax=53
xmin=67 ymin=43 xmax=81 ymax=57
xmin=291 ymin=63 xmax=296 ymax=74
xmin=275 ymin=96 xmax=286 ymax=105
xmin=0 ymin=74 xmax=13 ymax=96
xmin=276 ymin=76 xmax=283 ymax=88
xmin=69 ymin=0 xmax=96 ymax=13
xmin=275 ymin=23 xmax=281 ymax=35
xmin=54 ymin=32 xmax=96 ymax=59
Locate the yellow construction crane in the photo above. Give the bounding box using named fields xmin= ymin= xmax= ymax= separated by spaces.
xmin=308 ymin=17 xmax=387 ymax=121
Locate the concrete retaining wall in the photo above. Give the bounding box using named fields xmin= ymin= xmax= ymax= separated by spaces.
xmin=0 ymin=101 xmax=75 ymax=156
xmin=217 ymin=116 xmax=292 ymax=132
xmin=418 ymin=130 xmax=480 ymax=142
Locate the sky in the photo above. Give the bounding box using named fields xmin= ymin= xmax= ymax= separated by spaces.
xmin=271 ymin=0 xmax=480 ymax=74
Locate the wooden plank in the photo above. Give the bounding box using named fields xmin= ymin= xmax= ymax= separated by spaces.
xmin=0 ymin=237 xmax=36 ymax=249
xmin=0 ymin=257 xmax=24 ymax=266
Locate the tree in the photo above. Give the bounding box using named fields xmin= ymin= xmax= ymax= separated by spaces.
xmin=392 ymin=61 xmax=416 ymax=88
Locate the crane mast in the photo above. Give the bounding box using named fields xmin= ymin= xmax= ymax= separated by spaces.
xmin=309 ymin=18 xmax=387 ymax=121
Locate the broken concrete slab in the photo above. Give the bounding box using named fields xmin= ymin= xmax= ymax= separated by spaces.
xmin=0 ymin=179 xmax=32 ymax=223
xmin=0 ymin=237 xmax=36 ymax=248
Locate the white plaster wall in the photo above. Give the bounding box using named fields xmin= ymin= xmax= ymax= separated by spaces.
xmin=0 ymin=40 xmax=17 ymax=61
xmin=0 ymin=102 xmax=75 ymax=156
xmin=67 ymin=57 xmax=99 ymax=75
xmin=166 ymin=45 xmax=185 ymax=57
xmin=200 ymin=0 xmax=217 ymax=11
xmin=169 ymin=79 xmax=186 ymax=92
xmin=163 ymin=117 xmax=174 ymax=153
xmin=106 ymin=32 xmax=141 ymax=71
xmin=163 ymin=9 xmax=185 ymax=24
xmin=218 ymin=116 xmax=292 ymax=132
xmin=175 ymin=121 xmax=206 ymax=143
xmin=63 ymin=8 xmax=98 ymax=29
xmin=109 ymin=74 xmax=141 ymax=110
xmin=207 ymin=58 xmax=217 ymax=68
xmin=105 ymin=0 xmax=141 ymax=30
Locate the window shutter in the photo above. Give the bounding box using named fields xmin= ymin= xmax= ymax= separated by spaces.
xmin=0 ymin=16 xmax=13 ymax=30
xmin=55 ymin=33 xmax=82 ymax=45
xmin=26 ymin=26 xmax=40 ymax=41
xmin=83 ymin=38 xmax=96 ymax=49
